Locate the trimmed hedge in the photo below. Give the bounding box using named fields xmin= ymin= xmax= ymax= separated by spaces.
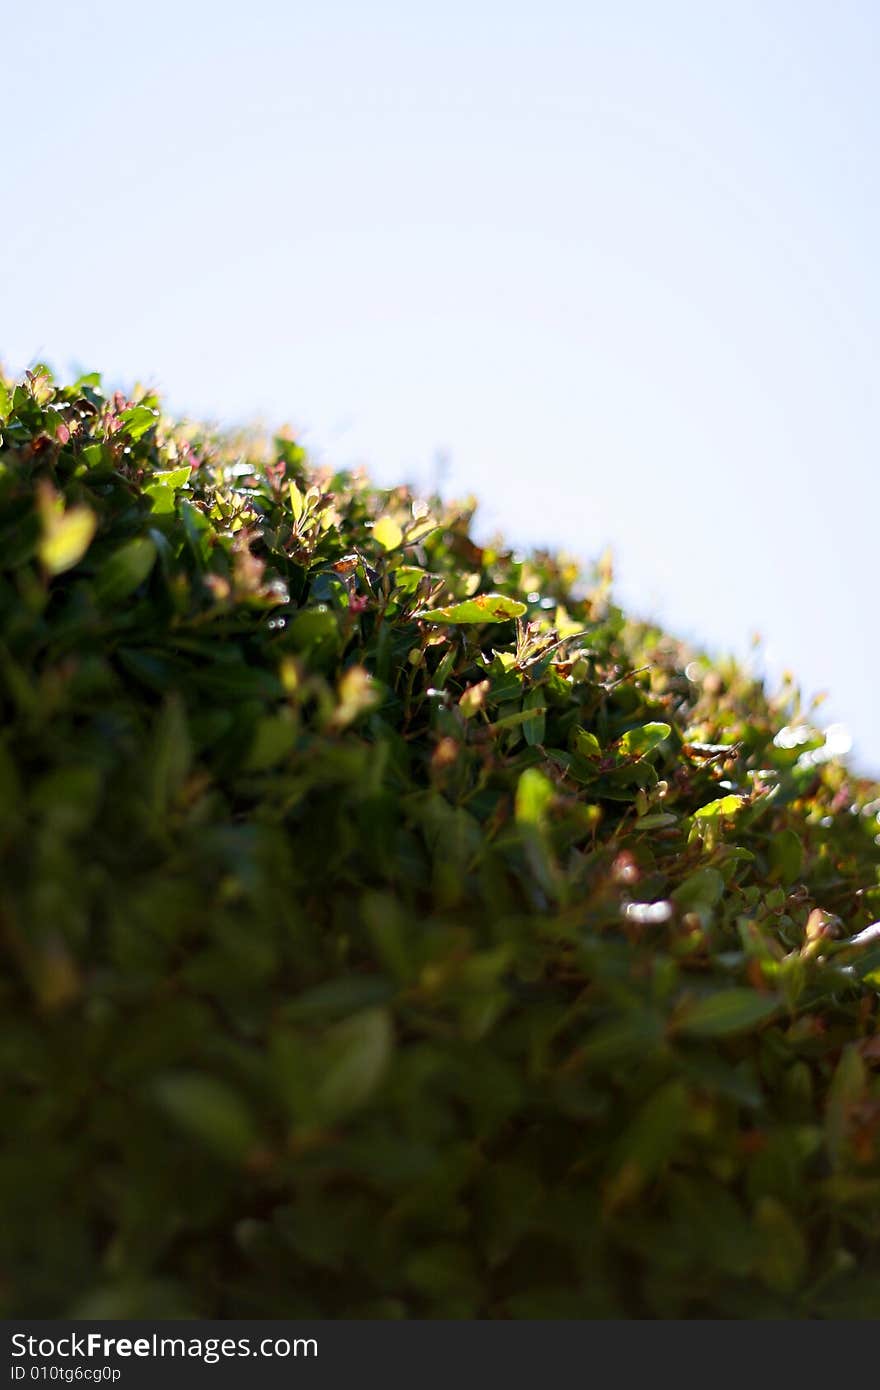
xmin=2 ymin=365 xmax=880 ymax=1318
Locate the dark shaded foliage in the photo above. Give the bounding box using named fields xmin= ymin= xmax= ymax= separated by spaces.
xmin=2 ymin=365 xmax=880 ymax=1318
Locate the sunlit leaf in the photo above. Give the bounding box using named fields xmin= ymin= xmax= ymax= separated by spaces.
xmin=372 ymin=516 xmax=404 ymax=550
xmin=515 ymin=767 xmax=554 ymax=825
xmin=617 ymin=722 xmax=670 ymax=759
xmin=38 ymin=504 xmax=97 ymax=575
xmin=693 ymin=793 xmax=745 ymax=818
xmin=575 ymin=728 xmax=602 ymax=760
xmin=120 ymin=404 xmax=159 ymax=440
xmin=413 ymin=593 xmax=526 ymax=624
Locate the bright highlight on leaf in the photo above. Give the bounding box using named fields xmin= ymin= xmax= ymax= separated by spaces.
xmin=37 ymin=489 xmax=97 ymax=575
xmin=151 ymin=466 xmax=190 ymax=491
xmin=459 ymin=680 xmax=490 ymax=717
xmin=618 ymin=722 xmax=671 ymax=759
xmin=332 ymin=665 xmax=380 ymax=728
xmin=515 ymin=767 xmax=554 ymax=825
xmin=372 ymin=515 xmax=404 ymax=550
xmin=288 ymin=479 xmax=305 ymax=522
xmin=693 ymin=793 xmax=745 ymax=818
xmin=414 ymin=593 xmax=526 ymax=624
xmin=120 ymin=404 xmax=159 ymax=440
xmin=575 ymin=728 xmax=602 ymax=760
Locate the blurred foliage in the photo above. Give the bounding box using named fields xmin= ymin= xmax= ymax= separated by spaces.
xmin=2 ymin=363 xmax=880 ymax=1318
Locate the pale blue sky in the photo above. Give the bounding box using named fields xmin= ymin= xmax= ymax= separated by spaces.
xmin=4 ymin=2 xmax=878 ymax=769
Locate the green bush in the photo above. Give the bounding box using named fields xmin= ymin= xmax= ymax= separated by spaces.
xmin=2 ymin=364 xmax=880 ymax=1318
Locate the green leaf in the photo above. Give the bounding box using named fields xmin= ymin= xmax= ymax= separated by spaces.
xmin=693 ymin=794 xmax=745 ymax=818
xmin=825 ymin=1044 xmax=866 ymax=1169
xmin=414 ymin=593 xmax=526 ymax=624
xmin=78 ymin=442 xmax=114 ymax=474
xmin=281 ymin=977 xmax=394 ymax=1024
xmin=754 ymin=1197 xmax=806 ymax=1293
xmin=150 ymin=693 xmax=192 ymax=817
xmin=522 ymin=687 xmax=546 ymax=746
xmin=144 ymin=484 xmax=176 ymax=515
xmin=677 ymin=989 xmax=781 ymax=1037
xmin=180 ymin=499 xmax=213 ymax=564
xmin=609 ymin=1080 xmax=689 ymax=1200
xmin=152 ymin=1073 xmax=255 ymax=1162
xmin=120 ymin=404 xmax=159 ymax=440
xmin=38 ymin=505 xmax=97 ymax=575
xmin=579 ymin=1011 xmax=666 ymax=1068
xmin=617 ymin=722 xmax=670 ymax=759
xmin=316 ymin=1008 xmax=394 ymax=1120
xmin=74 ymin=370 xmax=102 ymax=390
xmin=245 ymin=713 xmax=297 ymax=771
xmin=671 ymin=866 xmax=724 ymax=910
xmin=288 ymin=607 xmax=340 ymax=666
xmin=193 ymin=664 xmax=282 ymax=700
xmin=490 ymin=706 xmax=548 ymax=733
xmin=458 ymin=680 xmax=490 ymax=718
xmin=574 ymin=728 xmax=602 ymax=760
xmin=768 ymin=828 xmax=804 ymax=883
xmin=372 ymin=516 xmax=404 ymax=550
xmin=288 ymin=479 xmax=305 ymax=522
xmin=96 ymin=537 xmax=157 ymax=604
xmin=333 ymin=665 xmax=380 ymax=728
xmin=150 ymin=465 xmax=191 ymax=491
xmin=515 ymin=767 xmax=554 ymax=826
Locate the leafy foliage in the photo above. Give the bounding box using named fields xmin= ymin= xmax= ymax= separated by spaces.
xmin=2 ymin=364 xmax=880 ymax=1318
